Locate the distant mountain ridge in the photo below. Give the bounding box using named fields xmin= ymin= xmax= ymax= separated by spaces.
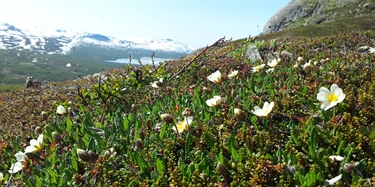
xmin=263 ymin=0 xmax=375 ymax=34
xmin=0 ymin=23 xmax=196 ymax=56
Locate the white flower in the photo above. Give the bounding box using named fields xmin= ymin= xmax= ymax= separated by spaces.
xmin=266 ymin=68 xmax=274 ymax=73
xmin=297 ymin=56 xmax=304 ymax=62
xmin=293 ymin=62 xmax=299 ymax=68
xmin=252 ymin=64 xmax=265 ymax=72
xmin=252 ymin=101 xmax=274 ymax=117
xmin=369 ymin=47 xmax=375 ymax=54
xmin=302 ymin=61 xmax=312 ymax=69
xmin=317 ymin=84 xmax=345 ymax=111
xmin=207 ymin=70 xmax=222 ymax=84
xmin=329 ymin=155 xmax=345 ymax=162
xmin=9 ymin=152 xmax=27 ymax=173
xmin=25 ymin=134 xmax=43 ymax=153
xmin=267 ymin=58 xmax=280 ymax=68
xmin=228 ymin=70 xmax=238 ymax=78
xmin=56 ymin=105 xmax=66 ymax=115
xmin=151 ymin=81 xmax=162 ymax=88
xmin=206 ymin=96 xmax=222 ymax=106
xmin=0 ymin=172 xmax=3 ymax=183
xmin=323 ymin=174 xmax=342 ymax=186
xmin=173 ymin=116 xmax=194 ymax=133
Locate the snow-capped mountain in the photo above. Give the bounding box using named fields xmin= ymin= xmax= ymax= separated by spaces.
xmin=0 ymin=23 xmax=196 ymax=55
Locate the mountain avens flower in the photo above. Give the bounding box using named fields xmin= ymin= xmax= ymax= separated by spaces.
xmin=173 ymin=116 xmax=194 ymax=133
xmin=267 ymin=58 xmax=280 ymax=68
xmin=329 ymin=155 xmax=345 ymax=162
xmin=297 ymin=56 xmax=304 ymax=62
xmin=206 ymin=96 xmax=222 ymax=106
xmin=9 ymin=152 xmax=27 ymax=173
xmin=56 ymin=105 xmax=66 ymax=115
xmin=25 ymin=134 xmax=43 ymax=153
xmin=252 ymin=101 xmax=274 ymax=117
xmin=317 ymin=84 xmax=345 ymax=111
xmin=369 ymin=47 xmax=375 ymax=54
xmin=151 ymin=81 xmax=162 ymax=88
xmin=228 ymin=70 xmax=238 ymax=78
xmin=323 ymin=174 xmax=342 ymax=186
xmin=266 ymin=68 xmax=274 ymax=73
xmin=252 ymin=64 xmax=265 ymax=72
xmin=302 ymin=61 xmax=312 ymax=69
xmin=207 ymin=70 xmax=222 ymax=84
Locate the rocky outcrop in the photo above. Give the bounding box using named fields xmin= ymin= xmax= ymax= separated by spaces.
xmin=263 ymin=0 xmax=375 ymax=34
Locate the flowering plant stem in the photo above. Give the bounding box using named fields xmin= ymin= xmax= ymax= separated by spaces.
xmin=244 ymin=119 xmax=254 ymax=152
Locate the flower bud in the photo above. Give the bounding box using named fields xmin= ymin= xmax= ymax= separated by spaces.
xmin=182 ymin=108 xmax=194 ymax=117
xmin=234 ymin=108 xmax=247 ymax=121
xmin=160 ymin=114 xmax=174 ymax=124
xmin=88 ymin=150 xmax=97 ymax=163
xmin=131 ymin=104 xmax=137 ymax=111
xmin=35 ymin=126 xmax=43 ymax=134
xmin=77 ymin=149 xmax=90 ymax=162
xmin=41 ymin=111 xmax=48 ymax=121
xmin=135 ymin=139 xmax=144 ymax=150
xmin=52 ymin=131 xmax=62 ymax=144
xmin=217 ymin=162 xmax=228 ymax=176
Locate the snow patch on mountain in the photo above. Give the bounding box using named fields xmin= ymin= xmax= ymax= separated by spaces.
xmin=0 ymin=23 xmax=196 ymax=55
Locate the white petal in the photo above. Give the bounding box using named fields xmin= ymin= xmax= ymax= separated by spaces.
xmin=320 ymin=102 xmax=330 ymax=110
xmin=323 ymin=102 xmax=336 ymax=111
xmin=29 ymin=139 xmax=39 ymax=147
xmin=324 ymin=174 xmax=342 ymax=186
xmin=185 ymin=116 xmax=194 ymax=125
xmin=37 ymin=134 xmax=43 ymax=144
xmin=56 ymin=105 xmax=66 ymax=114
xmin=317 ymin=92 xmax=328 ymax=102
xmin=9 ymin=162 xmax=23 ymax=173
xmin=330 ymin=84 xmax=339 ymax=92
xmin=25 ymin=145 xmax=36 ymax=153
xmin=262 ymin=102 xmax=270 ymax=110
xmin=15 ymin=152 xmax=26 ymax=162
xmin=267 ymin=102 xmax=274 ymax=112
xmin=319 ymin=87 xmax=330 ymax=94
xmin=329 ymin=155 xmax=345 ymax=161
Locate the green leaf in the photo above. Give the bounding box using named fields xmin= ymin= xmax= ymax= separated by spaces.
xmin=160 ymin=123 xmax=167 ymax=139
xmin=134 ymin=151 xmax=150 ymax=172
xmin=66 ymin=117 xmax=73 ymax=132
xmin=156 ymin=158 xmax=165 ymax=175
xmin=308 ymin=126 xmax=318 ymax=158
xmin=204 ymin=133 xmax=214 ymax=149
xmin=228 ymin=135 xmax=241 ymax=162
xmin=185 ymin=134 xmax=192 ymax=159
xmin=336 ymin=140 xmax=344 ymax=155
xmin=197 ymin=157 xmax=207 ymax=172
xmin=187 ymin=163 xmax=195 ymax=180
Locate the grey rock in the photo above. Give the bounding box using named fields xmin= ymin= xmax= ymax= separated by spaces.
xmin=281 ymin=50 xmax=293 ymax=59
xmin=245 ymin=44 xmax=263 ymax=63
xmin=263 ymin=0 xmax=373 ymax=34
xmin=25 ymin=76 xmax=41 ymax=89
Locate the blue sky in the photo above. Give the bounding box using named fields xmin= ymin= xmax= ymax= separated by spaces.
xmin=0 ymin=0 xmax=290 ymax=48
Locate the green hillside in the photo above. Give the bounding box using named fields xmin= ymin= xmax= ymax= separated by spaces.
xmin=0 ymin=17 xmax=374 ymax=186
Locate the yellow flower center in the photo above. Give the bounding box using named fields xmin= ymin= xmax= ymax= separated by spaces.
xmin=327 ymin=93 xmax=338 ymax=103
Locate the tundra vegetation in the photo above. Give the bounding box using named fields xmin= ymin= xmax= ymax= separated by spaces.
xmin=0 ymin=28 xmax=374 ymax=186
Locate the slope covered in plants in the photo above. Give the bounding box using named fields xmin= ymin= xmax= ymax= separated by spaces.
xmin=0 ymin=30 xmax=374 ymax=186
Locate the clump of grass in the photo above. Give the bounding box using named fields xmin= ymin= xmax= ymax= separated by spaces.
xmin=0 ymin=30 xmax=375 ymax=186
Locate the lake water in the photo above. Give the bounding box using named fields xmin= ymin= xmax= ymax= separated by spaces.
xmin=105 ymin=57 xmax=170 ymax=65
